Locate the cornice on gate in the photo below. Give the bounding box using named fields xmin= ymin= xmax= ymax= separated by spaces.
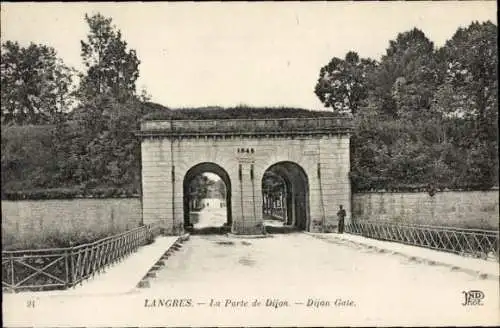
xmin=137 ymin=117 xmax=353 ymax=138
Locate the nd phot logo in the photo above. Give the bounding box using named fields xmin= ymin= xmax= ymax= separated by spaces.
xmin=462 ymin=290 xmax=484 ymax=306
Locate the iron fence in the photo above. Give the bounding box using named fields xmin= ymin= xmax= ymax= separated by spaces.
xmin=2 ymin=223 xmax=161 ymax=293
xmin=345 ymin=221 xmax=499 ymax=261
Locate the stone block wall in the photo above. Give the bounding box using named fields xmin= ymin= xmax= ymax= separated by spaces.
xmin=1 ymin=198 xmax=142 ymax=244
xmin=352 ymin=190 xmax=499 ymax=230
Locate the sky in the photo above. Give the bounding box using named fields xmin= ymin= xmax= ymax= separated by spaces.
xmin=0 ymin=2 xmax=497 ymax=110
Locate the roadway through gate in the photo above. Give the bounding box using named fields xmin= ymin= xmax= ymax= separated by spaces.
xmin=139 ymin=231 xmax=498 ymax=325
xmin=145 ymin=210 xmax=499 ymax=295
xmin=4 ymin=225 xmax=498 ymax=326
xmin=151 ymin=234 xmax=498 ymax=291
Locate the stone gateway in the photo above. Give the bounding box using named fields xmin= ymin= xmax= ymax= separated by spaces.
xmin=137 ymin=116 xmax=353 ymax=235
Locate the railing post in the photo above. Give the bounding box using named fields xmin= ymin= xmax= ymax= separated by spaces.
xmin=64 ymin=249 xmax=69 ymax=288
xmin=70 ymin=247 xmax=75 ymax=288
xmin=10 ymin=253 xmax=15 ymax=292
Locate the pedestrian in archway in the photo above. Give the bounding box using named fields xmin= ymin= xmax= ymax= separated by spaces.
xmin=337 ymin=205 xmax=346 ymax=234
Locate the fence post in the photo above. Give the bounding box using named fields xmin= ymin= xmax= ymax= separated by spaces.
xmin=70 ymin=247 xmax=75 ymax=288
xmin=64 ymin=249 xmax=69 ymax=288
xmin=10 ymin=253 xmax=15 ymax=292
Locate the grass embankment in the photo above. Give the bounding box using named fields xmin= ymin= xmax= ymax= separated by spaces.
xmin=142 ymin=104 xmax=344 ymax=120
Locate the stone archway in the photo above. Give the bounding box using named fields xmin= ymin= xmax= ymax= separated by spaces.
xmin=182 ymin=162 xmax=232 ymax=229
xmin=262 ymin=161 xmax=310 ymax=231
xmin=139 ymin=117 xmax=352 ymax=235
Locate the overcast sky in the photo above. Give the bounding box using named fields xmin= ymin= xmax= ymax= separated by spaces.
xmin=1 ymin=2 xmax=496 ymax=110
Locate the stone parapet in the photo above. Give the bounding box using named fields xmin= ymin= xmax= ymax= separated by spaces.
xmin=139 ymin=117 xmax=353 ymax=137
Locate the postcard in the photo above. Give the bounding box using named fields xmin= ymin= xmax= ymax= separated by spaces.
xmin=1 ymin=2 xmax=499 ymax=327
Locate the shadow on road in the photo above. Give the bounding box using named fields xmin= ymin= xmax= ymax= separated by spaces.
xmin=186 ymin=225 xmax=231 ymax=235
xmin=185 ymin=225 xmax=301 ymax=235
xmin=264 ymin=225 xmax=301 ymax=234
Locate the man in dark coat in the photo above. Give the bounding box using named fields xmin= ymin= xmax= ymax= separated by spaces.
xmin=337 ymin=205 xmax=346 ymax=234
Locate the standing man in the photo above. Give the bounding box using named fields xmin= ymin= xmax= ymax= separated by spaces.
xmin=337 ymin=205 xmax=346 ymax=234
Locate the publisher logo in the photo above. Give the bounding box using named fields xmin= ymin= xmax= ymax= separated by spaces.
xmin=462 ymin=290 xmax=484 ymax=306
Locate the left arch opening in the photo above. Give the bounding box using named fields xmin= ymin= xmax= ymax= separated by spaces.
xmin=183 ymin=162 xmax=232 ymax=234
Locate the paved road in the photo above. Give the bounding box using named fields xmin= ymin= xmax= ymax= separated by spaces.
xmin=193 ymin=208 xmax=286 ymax=229
xmin=144 ymin=232 xmax=498 ymax=325
xmin=192 ymin=208 xmax=227 ymax=228
xmin=152 ymin=233 xmax=498 ymax=291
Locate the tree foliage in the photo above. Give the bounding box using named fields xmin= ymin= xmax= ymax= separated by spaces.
xmin=436 ymin=21 xmax=499 ymax=187
xmin=51 ymin=95 xmax=143 ymax=192
xmin=375 ymin=28 xmax=441 ymax=118
xmin=1 ymin=41 xmax=75 ymax=125
xmin=188 ymin=174 xmax=223 ymax=202
xmin=343 ymin=22 xmax=498 ymax=191
xmin=438 ymin=21 xmax=497 ymax=120
xmin=47 ymin=13 xmax=144 ymax=192
xmin=79 ymin=13 xmax=140 ymax=102
xmin=1 ymin=13 xmax=144 ymax=196
xmin=315 ymin=51 xmax=377 ymax=114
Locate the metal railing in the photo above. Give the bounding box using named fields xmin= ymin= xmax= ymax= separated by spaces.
xmin=2 ymin=223 xmax=161 ymax=293
xmin=345 ymin=221 xmax=499 ymax=261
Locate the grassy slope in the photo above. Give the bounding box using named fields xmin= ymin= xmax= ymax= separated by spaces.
xmin=141 ymin=103 xmax=344 ymax=120
xmin=1 ymin=124 xmax=57 ymax=191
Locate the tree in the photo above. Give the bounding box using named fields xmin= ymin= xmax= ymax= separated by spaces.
xmin=315 ymin=51 xmax=377 ymax=114
xmin=1 ymin=41 xmax=75 ymax=125
xmin=189 ymin=175 xmax=212 ymax=200
xmin=52 ymin=95 xmax=144 ymax=192
xmin=435 ymin=21 xmax=498 ymax=187
xmin=213 ymin=179 xmax=226 ymax=199
xmin=346 ymin=24 xmax=498 ymax=191
xmin=79 ymin=13 xmax=140 ymax=102
xmin=375 ymin=28 xmax=440 ymax=118
xmin=438 ymin=21 xmax=497 ymax=121
xmin=50 ymin=13 xmax=145 ymax=192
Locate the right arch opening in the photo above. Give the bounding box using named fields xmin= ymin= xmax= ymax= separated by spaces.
xmin=261 ymin=161 xmax=310 ymax=232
